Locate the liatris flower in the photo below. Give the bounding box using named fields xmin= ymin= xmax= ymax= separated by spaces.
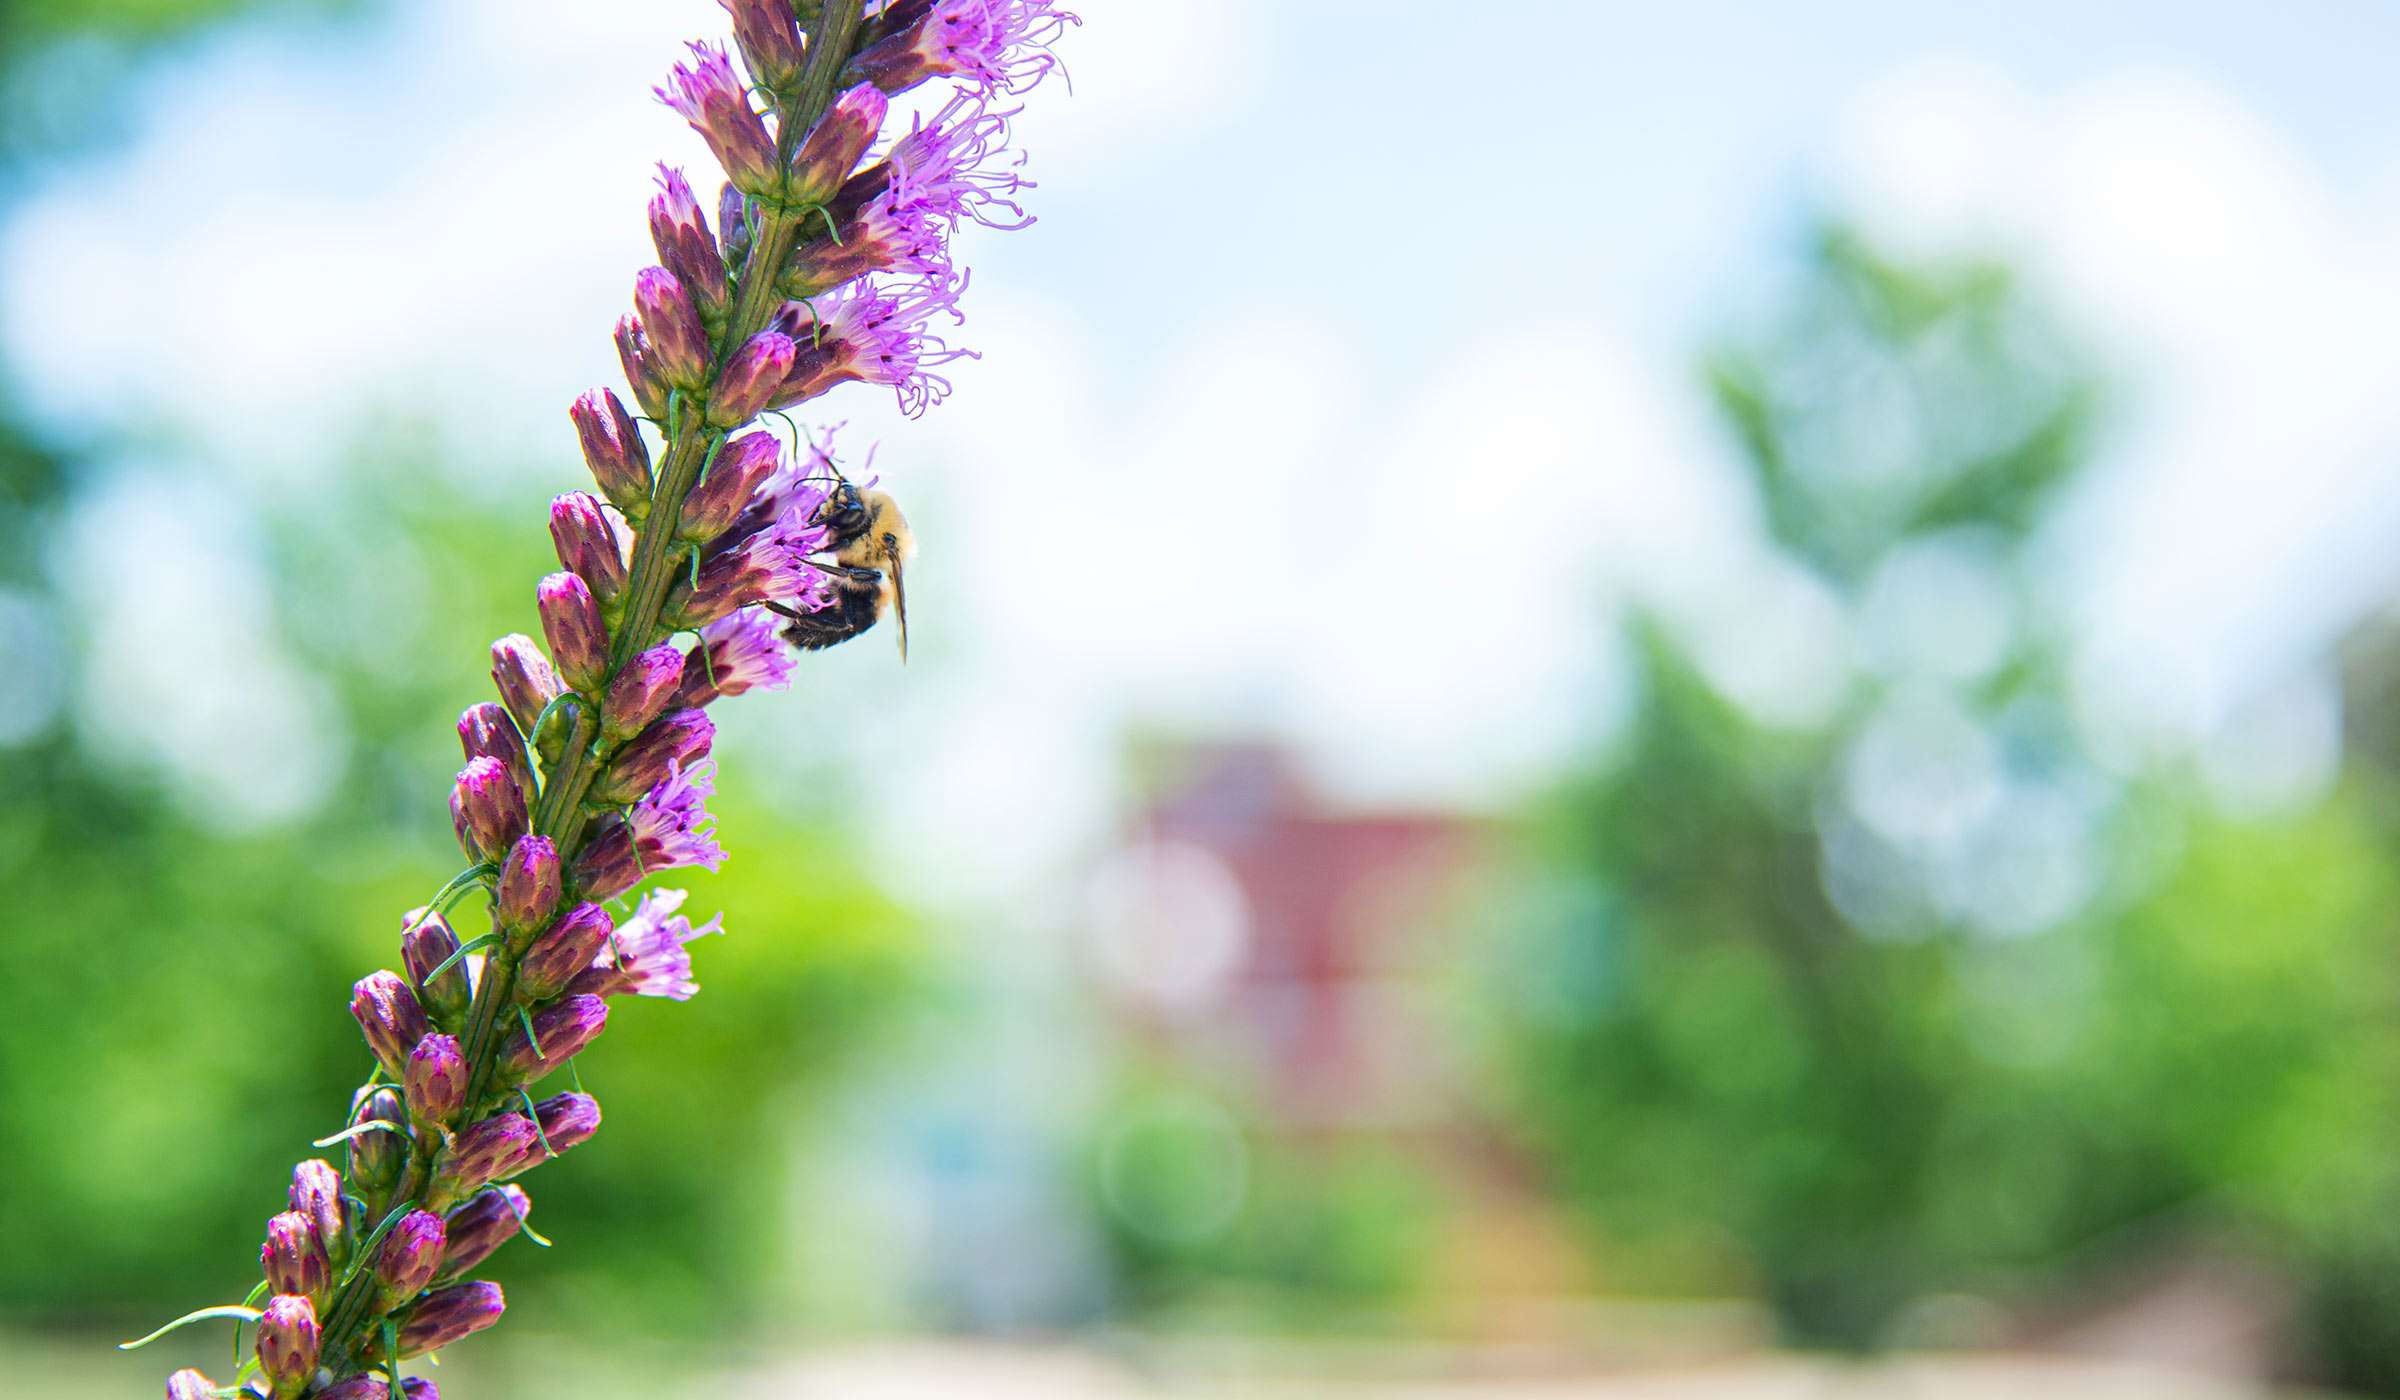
xmin=145 ymin=4 xmax=1069 ymax=1390
xmin=573 ymin=888 xmax=723 ymax=1001
xmin=397 ymin=1281 xmax=505 ymax=1360
xmin=438 ymin=1185 xmax=532 ymax=1280
xmin=256 ymin=1294 xmax=320 ymax=1398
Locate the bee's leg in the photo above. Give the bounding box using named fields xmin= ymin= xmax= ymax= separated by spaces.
xmin=780 ymin=567 xmax=886 ymax=652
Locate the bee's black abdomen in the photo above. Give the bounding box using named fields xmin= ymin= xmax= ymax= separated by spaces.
xmin=780 ymin=567 xmax=884 ymax=651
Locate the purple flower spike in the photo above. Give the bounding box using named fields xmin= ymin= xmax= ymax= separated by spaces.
xmin=255 ymin=1294 xmax=320 ymax=1398
xmin=573 ymin=887 xmax=722 ymax=1001
xmin=593 ymin=709 xmax=714 ymax=806
xmin=262 ymin=1210 xmax=330 ymax=1308
xmin=439 ymin=1185 xmax=532 ymax=1279
xmin=657 ymin=41 xmax=780 ymax=194
xmin=429 ymin=1113 xmax=538 ymax=1210
xmin=614 ymin=314 xmax=670 ymax=420
xmin=721 ymin=0 xmax=804 ymax=89
xmin=458 ymin=701 xmax=535 ymax=801
xmin=788 ymin=82 xmax=889 ymax=206
xmin=603 ymin=643 xmax=690 ymax=741
xmin=167 ymin=1371 xmax=217 ymax=1400
xmin=537 ymin=571 xmax=609 ymax=694
xmin=550 ymin=491 xmax=631 ymax=604
xmin=498 ymin=994 xmax=608 ymax=1085
xmin=707 ymin=331 xmax=795 ymax=428
xmin=518 ymin=901 xmax=615 ymax=1001
xmin=680 ymin=430 xmax=782 ymax=543
xmin=634 ymin=266 xmax=711 ymax=391
xmin=351 ymin=972 xmax=429 ymax=1081
xmin=404 ymin=1033 xmax=470 ymax=1128
xmin=397 ymin=1280 xmax=505 ymax=1360
xmin=650 ymin=166 xmax=729 ymax=318
xmin=497 ymin=834 xmax=564 ymax=935
xmin=375 ymin=1209 xmax=447 ymax=1311
xmin=532 ymin=1091 xmax=604 ymax=1159
xmin=450 ymin=755 xmax=530 ymax=864
xmin=489 ymin=634 xmax=563 ymax=738
xmin=675 ymin=608 xmax=796 ymax=708
xmin=571 ymin=387 xmax=654 ymax=515
xmin=348 ymin=1086 xmax=407 ymax=1206
xmin=401 ymin=907 xmax=472 ymax=1026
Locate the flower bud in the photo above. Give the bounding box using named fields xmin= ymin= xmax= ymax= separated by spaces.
xmin=498 ymin=995 xmax=609 ymax=1085
xmin=615 ymin=314 xmax=669 ymax=420
xmin=450 ymin=755 xmax=530 ymax=863
xmin=458 ymin=701 xmax=535 ymax=802
xmin=592 ymin=710 xmax=714 ymax=806
xmin=722 ymin=0 xmax=804 ymax=90
xmin=396 ymin=1280 xmax=505 ymax=1359
xmin=634 ymin=267 xmax=710 ymax=391
xmin=404 ymin=1033 xmax=470 ymax=1128
xmin=348 ymin=1086 xmax=408 ymax=1207
xmin=376 ymin=1209 xmax=447 ymax=1311
xmin=572 ymin=818 xmax=644 ymax=903
xmin=550 ymin=491 xmax=630 ymax=604
xmin=497 ymin=834 xmax=563 ymax=936
xmin=518 ymin=902 xmax=615 ymax=1001
xmin=439 ymin=1185 xmax=532 ymax=1279
xmin=602 ymin=644 xmax=688 ymax=742
xmin=318 ymin=1371 xmax=441 ymax=1400
xmin=167 ymin=1370 xmax=217 ymax=1400
xmin=351 ymin=973 xmax=428 ymax=1080
xmin=255 ymin=1294 xmax=319 ymax=1398
xmin=656 ymin=42 xmax=779 ymax=194
xmin=490 ymin=634 xmax=563 ymax=737
xmin=650 ymin=165 xmax=728 ymax=318
xmin=572 ymin=388 xmax=653 ymax=515
xmin=532 ymin=1091 xmax=604 ymax=1159
xmin=679 ymin=430 xmax=781 ymax=543
xmin=261 ymin=1210 xmax=330 ymax=1308
xmin=706 ymin=331 xmax=794 ymax=428
xmin=718 ymin=181 xmax=752 ymax=264
xmin=788 ymin=83 xmax=888 ymax=205
xmin=401 ymin=907 xmax=472 ymax=1028
xmin=537 ymin=572 xmax=609 ymax=694
xmin=428 ymin=1113 xmax=538 ymax=1211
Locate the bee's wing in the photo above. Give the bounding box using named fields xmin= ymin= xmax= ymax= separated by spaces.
xmin=885 ymin=546 xmax=908 ymax=663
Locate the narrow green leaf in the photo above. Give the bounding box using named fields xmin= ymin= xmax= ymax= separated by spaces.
xmin=424 ymin=931 xmax=503 ymax=988
xmin=312 ymin=1119 xmax=405 ymax=1149
xmin=118 ymin=1305 xmax=262 ymax=1349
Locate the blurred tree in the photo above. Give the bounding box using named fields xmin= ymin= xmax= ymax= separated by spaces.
xmin=1495 ymin=228 xmax=2400 ymax=1384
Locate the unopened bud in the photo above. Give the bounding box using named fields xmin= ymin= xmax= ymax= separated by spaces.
xmin=401 ymin=908 xmax=472 ymax=1028
xmin=634 ymin=267 xmax=711 ymax=390
xmin=718 ymin=181 xmax=752 ymax=264
xmin=788 ymin=83 xmax=888 ymax=205
xmin=518 ymin=902 xmax=615 ymax=1001
xmin=288 ymin=1158 xmax=349 ymax=1265
xmin=572 ymin=388 xmax=654 ymax=516
xmin=428 ymin=1114 xmax=538 ymax=1211
xmin=261 ymin=1211 xmax=330 ymax=1308
xmin=498 ymin=995 xmax=609 ymax=1085
xmin=348 ymin=1086 xmax=408 ymax=1207
xmin=603 ymin=645 xmax=688 ymax=741
xmin=439 ymin=1185 xmax=532 ymax=1279
xmin=656 ymin=42 xmax=779 ymax=195
xmin=375 ymin=1209 xmax=447 ymax=1311
xmin=490 ymin=635 xmax=563 ymax=737
xmin=450 ymin=755 xmax=529 ymax=863
xmin=615 ymin=314 xmax=669 ymax=420
xmin=497 ymin=834 xmax=563 ymax=936
xmin=458 ymin=702 xmax=534 ymax=803
xmin=572 ymin=818 xmax=643 ymax=903
xmin=679 ymin=430 xmax=780 ymax=542
xmin=650 ymin=166 xmax=729 ymax=318
xmin=592 ymin=710 xmax=714 ymax=806
xmin=255 ymin=1294 xmax=319 ymax=1397
xmin=550 ymin=492 xmax=630 ymax=603
xmin=706 ymin=331 xmax=794 ymax=428
xmin=404 ymin=1033 xmax=470 ymax=1128
xmin=722 ymin=0 xmax=804 ymax=89
xmin=396 ymin=1280 xmax=505 ymax=1360
xmin=537 ymin=572 xmax=609 ymax=694
xmin=532 ymin=1091 xmax=604 ymax=1159
xmin=351 ymin=973 xmax=428 ymax=1081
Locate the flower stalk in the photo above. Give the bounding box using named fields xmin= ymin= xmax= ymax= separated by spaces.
xmin=134 ymin=1 xmax=1074 ymax=1394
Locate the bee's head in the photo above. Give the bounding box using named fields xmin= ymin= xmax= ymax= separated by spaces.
xmin=814 ymin=480 xmax=872 ymax=542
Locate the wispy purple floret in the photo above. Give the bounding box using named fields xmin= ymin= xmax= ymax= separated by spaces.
xmin=853 ymin=0 xmax=1077 ymax=98
xmin=889 ymin=91 xmax=1034 ymax=229
xmin=774 ymin=273 xmax=975 ymax=415
xmin=584 ymin=887 xmax=723 ymax=1001
xmin=572 ymin=759 xmax=727 ymax=899
xmin=676 ymin=608 xmax=797 ymax=707
xmin=785 ymin=162 xmax=954 ymax=297
xmin=657 ymin=41 xmax=780 ymax=193
xmin=672 ymin=493 xmax=835 ymax=626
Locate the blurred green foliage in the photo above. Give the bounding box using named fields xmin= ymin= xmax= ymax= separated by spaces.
xmin=1494 ymin=229 xmax=2400 ymax=1387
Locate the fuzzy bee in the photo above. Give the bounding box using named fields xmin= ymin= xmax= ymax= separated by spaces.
xmin=766 ymin=477 xmax=914 ymax=659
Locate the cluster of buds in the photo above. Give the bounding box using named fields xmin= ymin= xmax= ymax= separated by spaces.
xmin=153 ymin=1 xmax=1069 ymax=1394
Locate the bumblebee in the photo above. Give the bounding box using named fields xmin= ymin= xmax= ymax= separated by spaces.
xmin=767 ymin=477 xmax=914 ymax=659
